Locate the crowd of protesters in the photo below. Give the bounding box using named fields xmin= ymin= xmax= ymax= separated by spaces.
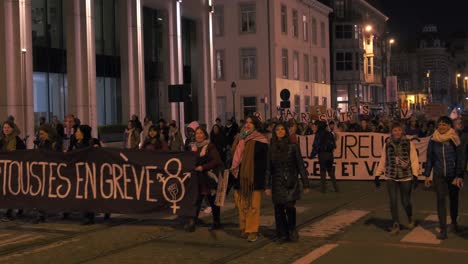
xmin=0 ymin=111 xmax=466 ymax=243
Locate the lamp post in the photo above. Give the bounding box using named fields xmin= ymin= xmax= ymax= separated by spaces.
xmin=231 ymin=81 xmax=237 ymax=120
xmin=456 ymin=73 xmax=461 ymax=89
xmin=427 ymin=70 xmax=431 ymax=103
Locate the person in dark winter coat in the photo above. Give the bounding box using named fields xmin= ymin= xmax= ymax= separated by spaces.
xmin=68 ymin=125 xmax=102 ymax=224
xmin=374 ymin=122 xmax=419 ymax=235
xmin=231 ymin=116 xmax=269 ymax=242
xmin=265 ymin=123 xmax=310 ymax=243
xmin=311 ymin=121 xmax=338 ymax=193
xmin=158 ymin=118 xmax=170 ymax=142
xmin=424 ymin=116 xmax=465 ymax=239
xmin=141 ymin=125 xmax=169 ymax=151
xmin=33 ymin=124 xmax=62 ymax=223
xmin=210 ymin=124 xmax=227 ymax=163
xmin=0 ymin=120 xmax=26 ymax=221
xmin=184 ymin=127 xmax=223 ymax=232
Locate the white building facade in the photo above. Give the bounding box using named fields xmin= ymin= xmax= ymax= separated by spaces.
xmin=213 ymin=0 xmax=332 ymax=122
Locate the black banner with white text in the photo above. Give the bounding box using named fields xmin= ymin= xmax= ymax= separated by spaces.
xmin=0 ymin=148 xmax=197 ymax=215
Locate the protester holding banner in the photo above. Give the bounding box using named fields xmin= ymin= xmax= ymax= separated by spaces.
xmin=184 ymin=127 xmax=223 ymax=232
xmin=168 ymin=123 xmax=184 ymax=151
xmin=231 ymin=116 xmax=269 ymax=242
xmin=265 ymin=123 xmax=309 ymax=243
xmin=424 ymin=116 xmax=465 ymax=239
xmin=1 ymin=120 xmax=26 ymax=221
xmin=374 ymin=122 xmax=419 ymax=235
xmin=311 ymin=121 xmax=338 ymax=193
xmin=67 ymin=125 xmax=102 ymax=224
xmin=184 ymin=121 xmax=199 ymax=151
xmin=33 ymin=124 xmax=63 ymax=223
xmin=124 ymin=120 xmax=141 ymax=149
xmin=141 ymin=125 xmax=169 ymax=151
xmin=38 ymin=124 xmax=62 ymax=152
xmin=288 ymin=122 xmax=299 ymax=144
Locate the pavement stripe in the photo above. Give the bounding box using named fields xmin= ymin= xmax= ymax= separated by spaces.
xmin=0 ymin=238 xmax=80 ymax=262
xmin=292 ymin=244 xmax=339 ymax=264
xmin=300 ymin=210 xmax=369 ymax=238
xmin=0 ymin=234 xmax=43 ymax=247
xmin=400 ymin=214 xmax=449 ymax=245
xmin=337 ymin=240 xmax=468 ymax=254
xmin=0 ymin=233 xmax=12 ymax=239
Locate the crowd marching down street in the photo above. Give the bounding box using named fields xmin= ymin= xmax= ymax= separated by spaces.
xmin=0 ymin=111 xmax=466 ymax=243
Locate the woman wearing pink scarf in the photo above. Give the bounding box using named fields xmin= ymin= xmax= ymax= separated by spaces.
xmin=231 ymin=116 xmax=269 ymax=242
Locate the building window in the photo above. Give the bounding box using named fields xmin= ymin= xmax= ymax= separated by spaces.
xmin=214 ymin=5 xmax=224 ymax=36
xmin=367 ymin=57 xmax=372 ymax=74
xmin=335 ymin=0 xmax=345 ymax=18
xmin=293 ymin=51 xmax=299 ymax=80
xmin=313 ymin=56 xmax=318 ymax=82
xmin=294 ymin=95 xmax=301 ymax=114
xmin=322 ymin=97 xmax=328 ymax=107
xmin=355 ymin=52 xmax=360 ymax=70
xmin=305 ymin=95 xmax=311 ymax=112
xmin=320 ymin=22 xmax=326 ymax=48
xmin=281 ymin=5 xmax=287 ymax=34
xmin=282 ymin=49 xmax=289 ymax=78
xmin=240 ymin=48 xmax=257 ymax=79
xmin=312 ymin=18 xmax=317 ymax=45
xmin=304 ymin=54 xmax=310 ymax=81
xmin=243 ymin=96 xmax=257 ymax=117
xmin=292 ymin=9 xmax=298 ymax=38
xmin=374 ymin=57 xmax=381 ymax=76
xmin=313 ymin=96 xmax=319 ymax=106
xmin=321 ymin=58 xmax=327 ymax=83
xmin=335 ymin=24 xmax=353 ymax=39
xmin=215 ymin=50 xmax=225 ymax=80
xmin=303 ymin=15 xmax=308 ymax=41
xmin=240 ymin=3 xmax=256 ymax=33
xmin=336 ymin=52 xmax=353 ymax=71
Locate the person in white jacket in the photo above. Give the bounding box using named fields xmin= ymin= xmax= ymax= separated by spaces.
xmin=374 ymin=122 xmax=419 ymax=235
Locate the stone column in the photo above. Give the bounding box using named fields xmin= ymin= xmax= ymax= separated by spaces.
xmin=167 ymin=0 xmax=185 ymax=127
xmin=65 ymin=0 xmax=98 ymax=137
xmin=0 ymin=0 xmax=35 ymax=147
xmin=120 ymin=0 xmax=146 ymax=122
xmin=198 ymin=0 xmax=216 ymax=128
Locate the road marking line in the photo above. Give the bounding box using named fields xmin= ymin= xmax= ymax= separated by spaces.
xmin=292 ymin=244 xmax=339 ymax=264
xmin=0 ymin=233 xmax=11 ymax=239
xmin=300 ymin=210 xmax=369 ymax=238
xmin=0 ymin=238 xmax=80 ymax=262
xmin=337 ymin=240 xmax=468 ymax=254
xmin=0 ymin=234 xmax=42 ymax=247
xmin=401 ymin=215 xmax=449 ymax=245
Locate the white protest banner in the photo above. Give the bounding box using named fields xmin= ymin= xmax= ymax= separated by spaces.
xmin=298 ymin=133 xmax=430 ymax=180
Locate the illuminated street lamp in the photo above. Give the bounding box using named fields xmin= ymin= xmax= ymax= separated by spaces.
xmin=365 ymin=25 xmax=372 ymax=32
xmin=389 ymin=39 xmax=395 ymax=44
xmin=456 ymin=73 xmax=461 ymax=89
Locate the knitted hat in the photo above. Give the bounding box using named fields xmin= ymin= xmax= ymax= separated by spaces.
xmin=187 ymin=121 xmax=200 ymax=131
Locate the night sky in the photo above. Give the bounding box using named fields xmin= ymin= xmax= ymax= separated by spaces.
xmin=367 ymin=0 xmax=468 ymax=50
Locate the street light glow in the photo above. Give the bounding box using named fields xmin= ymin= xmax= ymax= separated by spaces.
xmin=465 ymin=77 xmax=468 ymax=80
xmin=389 ymin=39 xmax=395 ymax=44
xmin=457 ymin=73 xmax=461 ymax=77
xmin=365 ymin=25 xmax=372 ymax=32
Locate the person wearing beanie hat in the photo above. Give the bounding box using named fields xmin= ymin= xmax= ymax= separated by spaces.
xmin=424 ymin=116 xmax=465 ymax=239
xmin=185 ymin=121 xmax=200 ymax=151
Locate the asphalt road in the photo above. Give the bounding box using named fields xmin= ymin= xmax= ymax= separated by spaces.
xmin=0 ymin=181 xmax=467 ymax=264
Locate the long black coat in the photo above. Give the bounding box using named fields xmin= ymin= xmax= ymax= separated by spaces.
xmin=265 ymin=143 xmax=309 ymax=204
